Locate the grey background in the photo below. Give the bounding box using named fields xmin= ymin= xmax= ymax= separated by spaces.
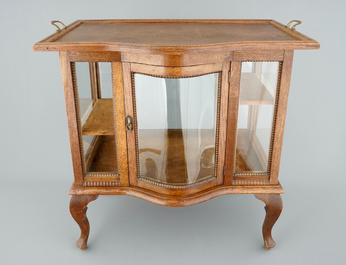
xmin=1 ymin=0 xmax=345 ymax=264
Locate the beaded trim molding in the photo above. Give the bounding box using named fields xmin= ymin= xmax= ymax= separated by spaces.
xmin=232 ymin=180 xmax=270 ymax=186
xmin=139 ymin=176 xmax=215 ymax=189
xmin=85 ymin=172 xmax=120 ymax=177
xmin=214 ymin=72 xmax=222 ymax=177
xmin=234 ymin=172 xmax=268 ymax=177
xmin=267 ymin=62 xmax=283 ymax=175
xmin=71 ymin=62 xmax=87 ymax=176
xmin=83 ymin=181 xmax=121 ymax=187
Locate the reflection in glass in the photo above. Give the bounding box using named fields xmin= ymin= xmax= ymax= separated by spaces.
xmin=75 ymin=63 xmax=92 ymax=124
xmin=235 ymin=62 xmax=279 ymax=173
xmin=134 ymin=73 xmax=220 ymax=185
xmin=99 ymin=63 xmax=113 ymax=98
xmin=74 ymin=62 xmax=118 ymax=173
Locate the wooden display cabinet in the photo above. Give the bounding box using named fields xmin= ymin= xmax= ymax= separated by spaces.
xmin=33 ymin=19 xmax=319 ymax=250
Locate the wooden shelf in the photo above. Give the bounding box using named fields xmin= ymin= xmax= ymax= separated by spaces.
xmin=82 ymin=99 xmax=115 ymax=135
xmin=81 ymin=75 xmax=272 ymax=136
xmin=240 ymin=73 xmax=274 ymax=105
xmin=87 ymin=135 xmax=119 ymax=172
xmin=85 ymin=129 xmax=217 ymax=182
xmin=82 ymin=73 xmax=274 ymax=135
xmin=235 ymin=129 xmax=267 ymax=172
xmin=85 ymin=129 xmax=266 ymax=176
xmin=137 ymin=129 xmax=216 ymax=185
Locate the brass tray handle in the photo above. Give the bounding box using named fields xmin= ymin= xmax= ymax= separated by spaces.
xmin=286 ymin=20 xmax=302 ymax=31
xmin=51 ymin=20 xmax=66 ymax=32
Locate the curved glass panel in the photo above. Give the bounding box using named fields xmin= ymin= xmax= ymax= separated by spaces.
xmin=235 ymin=62 xmax=280 ymax=173
xmin=134 ymin=73 xmax=220 ymax=185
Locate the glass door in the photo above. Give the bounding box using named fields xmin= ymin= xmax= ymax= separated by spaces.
xmin=134 ymin=73 xmax=219 ymax=185
xmin=125 ymin=62 xmax=228 ymax=192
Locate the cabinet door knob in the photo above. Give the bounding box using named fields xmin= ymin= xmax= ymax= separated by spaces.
xmin=125 ymin=115 xmax=133 ymax=132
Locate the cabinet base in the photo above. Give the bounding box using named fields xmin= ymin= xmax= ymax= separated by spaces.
xmin=68 ymin=184 xmax=284 ymax=250
xmin=69 ymin=182 xmax=284 ymax=207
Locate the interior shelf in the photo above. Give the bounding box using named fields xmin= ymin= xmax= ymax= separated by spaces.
xmin=87 ymin=135 xmax=119 ymax=172
xmin=235 ymin=129 xmax=267 ymax=172
xmin=82 ymin=99 xmax=115 ymax=135
xmin=84 ymin=128 xmax=266 ymax=177
xmin=137 ymin=129 xmax=216 ymax=185
xmin=81 ymin=79 xmax=270 ymax=173
xmin=240 ymin=73 xmax=274 ymax=105
xmin=81 ymin=75 xmax=272 ymax=136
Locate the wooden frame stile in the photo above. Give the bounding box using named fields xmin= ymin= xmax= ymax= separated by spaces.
xmin=217 ymin=61 xmax=231 ymax=185
xmin=224 ymin=60 xmax=241 ymax=185
xmin=112 ymin=62 xmax=129 ymax=186
xmin=269 ymin=50 xmax=294 ymax=185
xmin=123 ymin=62 xmax=137 ymax=186
xmin=60 ymin=51 xmax=84 ymax=186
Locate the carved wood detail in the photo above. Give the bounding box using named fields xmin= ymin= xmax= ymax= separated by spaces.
xmin=83 ymin=181 xmax=121 ymax=187
xmin=86 ymin=172 xmax=119 ymax=177
xmin=69 ymin=195 xmax=99 ymax=250
xmin=138 ymin=176 xmax=215 ymax=189
xmin=232 ymin=180 xmax=269 ymax=186
xmin=69 ymin=183 xmax=284 ymax=207
xmin=254 ymin=193 xmax=283 ymax=250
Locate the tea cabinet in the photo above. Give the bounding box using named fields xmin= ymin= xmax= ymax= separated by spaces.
xmin=34 ymin=19 xmax=319 ymax=250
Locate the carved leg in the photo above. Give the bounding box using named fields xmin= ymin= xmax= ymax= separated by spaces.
xmin=254 ymin=194 xmax=283 ymax=250
xmin=69 ymin=195 xmax=99 ymax=250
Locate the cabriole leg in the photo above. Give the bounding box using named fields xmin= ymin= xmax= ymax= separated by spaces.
xmin=254 ymin=194 xmax=283 ymax=250
xmin=69 ymin=195 xmax=99 ymax=250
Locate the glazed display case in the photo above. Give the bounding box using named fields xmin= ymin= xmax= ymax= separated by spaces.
xmin=33 ymin=19 xmax=319 ymax=250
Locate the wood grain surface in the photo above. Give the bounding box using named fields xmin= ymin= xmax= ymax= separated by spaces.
xmin=82 ymin=99 xmax=115 ymax=135
xmin=33 ymin=20 xmax=320 ymax=53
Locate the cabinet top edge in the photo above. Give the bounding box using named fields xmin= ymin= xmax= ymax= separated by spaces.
xmin=33 ymin=19 xmax=320 ymax=53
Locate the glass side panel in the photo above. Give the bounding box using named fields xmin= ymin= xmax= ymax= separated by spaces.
xmin=235 ymin=62 xmax=279 ymax=173
xmin=99 ymin=62 xmax=113 ymax=98
xmin=134 ymin=73 xmax=220 ymax=185
xmin=74 ymin=62 xmax=118 ymax=173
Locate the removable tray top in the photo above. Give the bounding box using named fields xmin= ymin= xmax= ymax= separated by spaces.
xmin=33 ymin=19 xmax=319 ymax=53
